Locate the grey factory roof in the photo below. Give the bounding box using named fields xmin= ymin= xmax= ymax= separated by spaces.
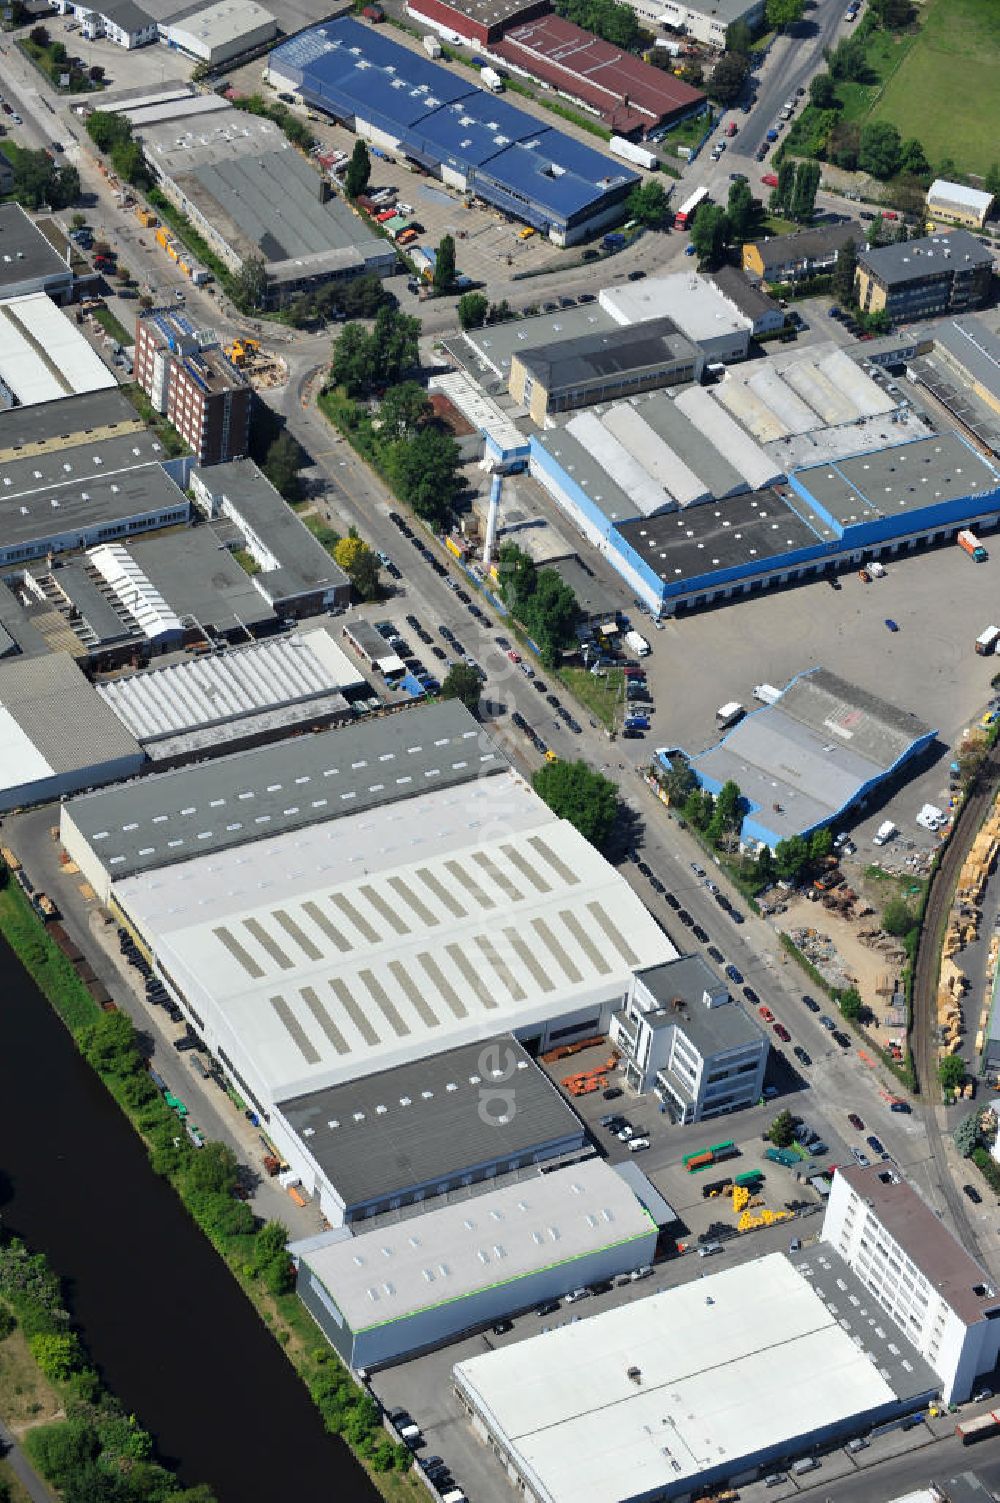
xmin=549 ymin=556 xmax=622 ymax=623
xmin=2 ymin=429 xmax=172 ymax=499
xmin=835 ymin=1163 xmax=999 ymax=1325
xmin=637 ymin=954 xmax=765 ymax=1056
xmin=0 ymin=204 xmax=72 ymax=293
xmin=127 ymin=530 xmax=275 ymax=637
xmin=161 ymin=0 xmax=277 ymax=45
xmin=100 ymin=0 xmax=155 ymax=30
xmin=186 ymin=149 xmax=383 ymax=267
xmin=608 ymin=390 xmax=747 ymax=501
xmin=691 ymin=668 xmax=933 ymax=843
xmin=858 ymin=230 xmax=993 ymax=286
xmin=708 ymin=264 xmax=783 ymax=322
xmin=933 ymin=316 xmax=1000 ymax=400
xmin=96 ymin=627 xmax=363 ymax=757
xmin=515 ymin=317 xmax=700 ymax=396
xmin=299 ymin=1160 xmax=651 ymax=1333
xmin=63 ymin=700 xmax=507 ymax=878
xmin=534 ymin=422 xmax=639 ymax=527
xmin=427 ymin=0 xmax=541 ymax=24
xmin=278 ymin=1037 xmax=585 ymax=1209
xmin=617 ymin=488 xmax=820 ymax=585
xmin=191 ymin=460 xmax=349 ymax=604
xmin=462 ymin=304 xmax=619 ymax=384
xmin=0 ymin=387 xmax=144 ymax=457
xmin=0 ymin=651 xmax=141 ymax=776
xmin=793 ymin=433 xmax=1000 ymax=527
xmin=0 ymin=462 xmax=188 ymax=553
xmin=50 ymin=560 xmax=137 ymax=647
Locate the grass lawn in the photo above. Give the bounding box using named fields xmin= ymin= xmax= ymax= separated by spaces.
xmin=866 ymin=0 xmax=1000 ymax=175
xmin=302 ymin=511 xmax=341 ymax=551
xmin=558 ymin=666 xmax=624 ymax=730
xmin=90 ymin=303 xmax=130 ymax=346
xmin=0 ymin=1325 xmax=65 ymax=1433
xmin=835 ymin=25 xmax=917 ymax=123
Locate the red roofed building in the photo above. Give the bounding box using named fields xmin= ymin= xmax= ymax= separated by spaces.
xmin=493 ymin=14 xmax=705 ymax=137
xmin=407 ymin=0 xmax=550 ymax=46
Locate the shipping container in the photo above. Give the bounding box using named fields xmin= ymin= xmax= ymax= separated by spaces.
xmin=609 ymin=135 xmax=659 ymax=171
xmin=956 ymin=1411 xmax=1000 ymax=1444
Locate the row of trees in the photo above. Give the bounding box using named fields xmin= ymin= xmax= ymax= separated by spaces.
xmin=286 ymin=271 xmax=392 ymax=331
xmin=1 ymin=1221 xmax=217 ymax=1503
xmin=24 ymin=24 xmax=103 ymax=92
xmin=330 ymin=305 xmax=421 ymax=399
xmin=85 ymin=111 xmax=150 ymax=189
xmin=532 ymin=760 xmax=619 ymax=851
xmin=768 ymin=158 xmax=821 ymax=223
xmin=457 ymin=292 xmax=515 ymax=330
xmin=231 ymin=93 xmax=314 ymax=151
xmin=688 ymin=179 xmax=764 ymax=268
xmin=552 ymin=0 xmax=641 ymax=50
xmin=497 ymin=543 xmax=580 ymax=668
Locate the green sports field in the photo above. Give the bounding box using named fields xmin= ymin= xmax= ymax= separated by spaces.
xmin=865 ymin=0 xmax=1000 ymax=177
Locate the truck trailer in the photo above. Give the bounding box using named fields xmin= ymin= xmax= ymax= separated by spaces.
xmin=609 ymin=135 xmax=660 ymax=171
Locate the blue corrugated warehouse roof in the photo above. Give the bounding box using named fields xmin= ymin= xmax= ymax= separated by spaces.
xmin=270 ymin=18 xmax=636 ymax=231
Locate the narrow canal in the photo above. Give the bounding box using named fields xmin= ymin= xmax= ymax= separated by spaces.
xmin=0 ymin=935 xmax=379 ymax=1503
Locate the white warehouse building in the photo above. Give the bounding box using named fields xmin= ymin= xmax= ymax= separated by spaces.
xmin=160 ymin=0 xmax=278 ymax=66
xmin=296 ymin=1159 xmax=656 ymax=1371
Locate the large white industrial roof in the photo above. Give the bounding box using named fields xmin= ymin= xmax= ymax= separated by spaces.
xmin=88 ymin=544 xmax=183 ymax=640
xmin=567 ymin=410 xmax=672 ymax=517
xmin=302 ymin=1160 xmax=652 ymax=1330
xmin=453 ymin=1253 xmax=905 ymax=1503
xmin=96 ymin=627 xmax=364 ymax=744
xmin=599 ymin=274 xmax=752 ymax=341
xmin=0 ymin=294 xmax=117 ymax=406
xmin=927 ymin=178 xmax=994 ymax=215
xmin=115 ymin=781 xmax=675 ymax=1103
xmin=601 ymin=403 xmax=709 ymax=509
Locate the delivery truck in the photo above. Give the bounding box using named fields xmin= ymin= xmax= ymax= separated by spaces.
xmin=625 ymin=629 xmax=650 ymax=657
xmin=958 ymin=528 xmax=988 ymax=562
xmin=609 ymin=135 xmax=659 ymax=171
xmin=753 ymin=683 xmax=781 ymax=705
xmin=716 ymin=701 xmax=744 ymax=728
xmin=422 ymin=33 xmax=441 ymax=56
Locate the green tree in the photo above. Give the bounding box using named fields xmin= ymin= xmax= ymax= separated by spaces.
xmin=809 ymin=827 xmax=833 ymax=864
xmin=344 ymin=139 xmax=371 ymax=200
xmin=869 ymin=0 xmax=912 ymax=26
xmin=531 ymin=760 xmax=618 ymax=850
xmin=826 ymin=33 xmax=868 ymax=82
xmin=790 ymin=159 xmax=821 ymax=222
xmin=663 ymin=754 xmax=698 ymax=806
xmin=859 ymin=121 xmax=902 ymax=178
xmin=714 ymin=779 xmax=743 ymax=833
xmin=831 ymin=235 xmax=858 ymax=304
xmin=625 ymin=179 xmax=671 ymax=227
xmin=553 ymin=0 xmax=640 ymax=48
xmin=233 ymin=255 xmax=268 ymax=312
xmin=385 ymin=425 xmax=460 ymax=526
xmin=839 ymin=988 xmax=862 ymax=1022
xmin=109 ymin=136 xmax=150 ymax=187
xmin=985 ymin=162 xmax=1000 ymax=198
xmin=24 ymin=1421 xmax=100 ymax=1488
xmin=334 ymin=535 xmax=381 ymax=600
xmin=371 ymin=306 xmax=421 ymax=388
xmin=262 ymin=430 xmax=305 ymax=502
xmin=339 ymin=272 xmax=390 ymax=318
xmin=708 ymin=51 xmax=750 ymax=107
xmin=433 ymin=233 xmax=456 ymax=293
xmin=809 ymin=72 xmax=837 ymax=108
xmin=63 ymin=1466 xmax=131 ymax=1503
xmin=766 ymin=0 xmax=804 ymax=28
xmin=690 ymin=203 xmax=730 ymax=268
xmin=86 ymin=110 xmax=132 ymax=153
xmin=768 ymin=1109 xmax=796 ymax=1147
xmin=330 ymin=322 xmax=374 ymax=398
xmin=772 ymin=158 xmax=797 ymax=216
xmin=774 ymin=834 xmax=809 ymax=882
xmin=898 ymin=136 xmax=930 ymax=178
xmin=440 ymin=662 xmax=482 ymax=712
xmin=29 ymin=1332 xmax=83 ymax=1381
xmin=882 ymin=897 xmax=917 ymax=937
xmin=726 ymin=178 xmax=756 ymax=242
xmin=29 ymin=23 xmax=49 ymax=43
xmin=726 ymin=18 xmax=753 ymax=53
xmin=11 ymin=150 xmax=58 ymax=210
xmin=378 ymin=381 xmax=430 ymax=440
xmin=457 ymin=291 xmax=489 ymax=329
xmin=938 ymin=1055 xmax=965 ymax=1094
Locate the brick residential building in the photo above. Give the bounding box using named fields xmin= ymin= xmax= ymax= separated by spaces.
xmin=134 ymin=309 xmax=251 ymax=465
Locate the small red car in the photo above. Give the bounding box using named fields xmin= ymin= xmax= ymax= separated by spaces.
xmin=773 ymin=1022 xmax=791 ymax=1042
xmin=759 ymin=1006 xmax=774 ymax=1022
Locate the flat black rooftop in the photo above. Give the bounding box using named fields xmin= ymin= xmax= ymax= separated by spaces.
xmin=0 ymin=388 xmax=143 ymax=457
xmin=515 ymin=316 xmax=700 ymax=395
xmin=858 ymin=230 xmax=992 ymax=285
xmin=617 ymin=488 xmax=821 ymax=586
xmin=278 ymin=1037 xmax=586 ymax=1210
xmin=0 ymin=204 xmax=72 ymax=291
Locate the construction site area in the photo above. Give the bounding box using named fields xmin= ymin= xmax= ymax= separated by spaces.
xmin=223 ymin=336 xmax=287 ymax=391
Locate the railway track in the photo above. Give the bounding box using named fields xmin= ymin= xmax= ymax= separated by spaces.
xmin=910 ymin=747 xmax=1000 ymax=1260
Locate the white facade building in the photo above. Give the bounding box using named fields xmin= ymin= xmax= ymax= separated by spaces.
xmin=160 ymin=0 xmax=278 ymax=66
xmin=610 ymin=955 xmax=768 ymax=1121
xmin=49 ymin=0 xmax=157 ymax=47
xmin=650 ymin=0 xmax=764 ymax=47
xmin=599 ymin=273 xmax=752 ymax=364
xmin=823 ymin=1163 xmax=1000 ymax=1403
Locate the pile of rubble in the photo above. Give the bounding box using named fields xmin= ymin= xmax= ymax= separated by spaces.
xmin=788 ymin=927 xmax=855 ymax=991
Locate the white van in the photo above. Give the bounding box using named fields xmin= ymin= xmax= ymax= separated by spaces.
xmin=872 ymin=820 xmax=896 ymax=846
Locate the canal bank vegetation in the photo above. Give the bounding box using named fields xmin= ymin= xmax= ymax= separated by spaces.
xmin=0 ymin=1232 xmax=215 ymax=1503
xmin=0 ymin=880 xmax=418 ymax=1500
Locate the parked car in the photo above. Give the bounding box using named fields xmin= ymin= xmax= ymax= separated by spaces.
xmin=793 ymin=1046 xmax=812 ymax=1066
xmin=565 ymin=1287 xmax=591 ymax=1303
xmin=603 ymin=1085 xmax=623 ymax=1100
xmin=964 ymin=1184 xmax=983 ymax=1204
xmin=491 ymin=1319 xmax=513 ymax=1335
xmin=725 ymin=964 xmax=744 ymax=985
xmin=801 ymin=994 xmax=820 ymax=1013
xmin=866 ymin=1135 xmax=886 ymax=1155
xmin=847 ymin=1113 xmax=865 ymax=1131
xmin=773 ymin=1023 xmax=791 ymax=1042
xmin=627 ymin=1136 xmax=650 ymax=1152
xmin=759 ymin=1006 xmax=774 ymax=1022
